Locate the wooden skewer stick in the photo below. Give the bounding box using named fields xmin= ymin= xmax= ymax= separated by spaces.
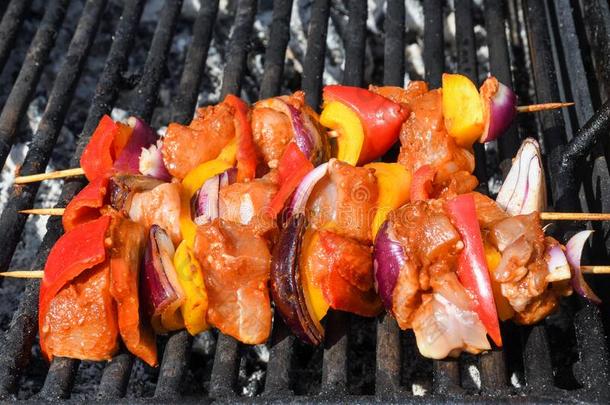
xmin=13 ymin=167 xmax=85 ymax=185
xmin=1 ymin=266 xmax=607 ymax=278
xmin=539 ymin=212 xmax=610 ymax=221
xmin=19 ymin=208 xmax=66 ymax=216
xmin=0 ymin=270 xmax=44 ymax=279
xmin=516 ymin=102 xmax=574 ymax=113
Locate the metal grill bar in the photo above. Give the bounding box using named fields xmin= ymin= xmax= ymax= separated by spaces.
xmin=301 ymin=0 xmax=330 ymax=108
xmin=0 ymin=0 xmax=32 ymax=74
xmin=0 ymin=0 xmax=107 ymax=297
xmin=263 ymin=318 xmax=293 ymax=396
xmin=455 ymin=0 xmax=488 ymax=195
xmin=259 ymin=0 xmax=293 ymax=100
xmin=0 ymin=0 xmax=69 ymax=171
xmin=96 ymin=353 xmax=133 ymax=399
xmin=38 ymin=357 xmax=79 ymax=400
xmin=342 ymin=0 xmax=367 ymax=87
xmin=171 ymin=0 xmax=219 ymax=125
xmin=209 ymin=0 xmax=258 ymax=399
xmin=374 ymin=0 xmax=405 ymax=398
xmin=154 ymin=332 xmax=192 ymax=399
xmin=423 ymin=0 xmax=443 ymax=88
xmin=219 ymin=0 xmax=257 ymax=99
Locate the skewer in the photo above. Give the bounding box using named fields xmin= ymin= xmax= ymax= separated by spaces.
xmin=2 ymin=266 xmax=607 ymax=278
xmin=13 ymin=167 xmax=85 ymax=184
xmin=19 ymin=208 xmax=66 ymax=216
xmin=516 ymin=102 xmax=574 ymax=113
xmin=17 ymin=209 xmax=610 ymax=222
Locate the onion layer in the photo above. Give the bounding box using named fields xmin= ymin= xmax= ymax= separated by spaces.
xmin=373 ymin=220 xmax=405 ymax=310
xmin=114 ymin=116 xmax=158 ymax=174
xmin=140 ymin=225 xmax=186 ymax=333
xmin=565 ymin=230 xmax=602 ymax=304
xmin=192 ymin=168 xmax=237 ymax=225
xmin=496 ymin=138 xmax=546 ymax=215
xmin=270 ymin=214 xmax=324 ymax=345
xmin=544 ymin=243 xmax=571 ymax=282
xmin=284 ymin=162 xmax=329 ymax=219
xmin=480 ymin=76 xmax=518 ymax=143
xmin=140 ymin=140 xmax=171 ymax=181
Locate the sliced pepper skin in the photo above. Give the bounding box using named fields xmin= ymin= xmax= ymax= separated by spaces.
xmin=409 ymin=164 xmax=435 ymax=202
xmin=225 ymin=94 xmax=257 ymax=182
xmin=444 ymin=193 xmax=502 ymax=347
xmin=322 ymin=85 xmax=409 ymax=165
xmin=266 ymin=142 xmax=314 ymax=218
xmin=80 ymin=115 xmax=120 ymax=181
xmin=484 ymin=243 xmax=515 ymax=321
xmin=39 ymin=215 xmax=111 ymax=360
xmin=364 ymin=162 xmax=411 ymax=238
xmin=62 ymin=175 xmax=109 ymax=232
xmin=174 ymin=241 xmax=209 ymax=335
xmin=441 ymin=73 xmax=485 ymax=147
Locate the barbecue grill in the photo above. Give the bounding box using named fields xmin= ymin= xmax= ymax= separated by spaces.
xmin=0 ymin=0 xmax=610 ymax=402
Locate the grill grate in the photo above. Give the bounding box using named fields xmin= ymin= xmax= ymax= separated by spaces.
xmin=0 ymin=0 xmax=609 ymax=402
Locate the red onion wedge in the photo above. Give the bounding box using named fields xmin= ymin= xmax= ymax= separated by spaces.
xmin=114 ymin=116 xmax=158 ymax=174
xmin=282 ymin=162 xmax=329 ymax=220
xmin=141 ymin=225 xmax=186 ymax=333
xmin=270 ymin=214 xmax=324 ymax=345
xmin=565 ymin=230 xmax=602 ymax=304
xmin=191 ymin=168 xmax=236 ymax=225
xmin=256 ymin=95 xmax=326 ymax=164
xmin=479 ymin=76 xmax=518 ymax=143
xmin=545 ymin=243 xmax=572 ymax=282
xmin=139 ymin=140 xmax=171 ymax=181
xmin=373 ymin=220 xmax=405 ymax=310
xmin=496 ymin=138 xmax=547 ymax=215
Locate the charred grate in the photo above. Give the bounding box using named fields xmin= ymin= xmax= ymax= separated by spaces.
xmin=0 ymin=0 xmax=609 ymax=403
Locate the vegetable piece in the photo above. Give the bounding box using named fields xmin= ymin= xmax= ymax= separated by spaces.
xmin=442 ymin=73 xmax=485 ymax=147
xmin=192 ymin=168 xmax=237 ymax=225
xmin=80 ymin=115 xmax=122 ymax=181
xmin=495 ymin=138 xmax=546 ymax=215
xmin=270 ymin=214 xmax=324 ymax=345
xmin=139 ymin=140 xmax=171 ymax=181
xmin=225 ymin=94 xmax=257 ymax=182
xmin=108 ymin=174 xmax=165 ymax=213
xmin=321 ymin=85 xmax=409 ymax=165
xmin=410 ymin=164 xmax=435 ymax=201
xmin=373 ymin=220 xmax=405 ymax=310
xmin=266 ymin=142 xmax=314 ymax=219
xmin=114 ymin=116 xmax=158 ymax=174
xmin=479 ymin=76 xmax=518 ymax=143
xmin=544 ymin=242 xmax=572 ymax=282
xmin=445 ymin=193 xmax=502 ymax=347
xmin=39 ymin=215 xmax=111 ymax=361
xmin=174 ymin=241 xmax=209 ymax=335
xmin=484 ymin=243 xmax=515 ymax=321
xmin=300 ymin=229 xmax=330 ymax=327
xmin=565 ymin=230 xmax=602 ymax=304
xmin=283 ymin=162 xmax=328 ymax=220
xmin=180 ymin=149 xmax=235 ymax=246
xmin=140 ymin=225 xmax=186 ymax=333
xmin=62 ymin=175 xmax=109 ymax=232
xmin=365 ymin=162 xmax=411 ymax=238
xmin=109 ymin=217 xmax=158 ymax=367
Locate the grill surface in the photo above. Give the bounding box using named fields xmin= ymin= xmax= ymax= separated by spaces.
xmin=0 ymin=0 xmax=610 ymax=403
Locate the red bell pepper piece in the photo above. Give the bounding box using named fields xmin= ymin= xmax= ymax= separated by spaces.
xmin=265 ymin=142 xmax=314 ymax=218
xmin=444 ymin=193 xmax=502 ymax=347
xmin=225 ymin=94 xmax=257 ymax=182
xmin=39 ymin=215 xmax=111 ymax=359
xmin=62 ymin=175 xmax=109 ymax=232
xmin=80 ymin=115 xmax=120 ymax=181
xmin=323 ymin=85 xmax=409 ymax=164
xmin=410 ymin=165 xmax=435 ymax=201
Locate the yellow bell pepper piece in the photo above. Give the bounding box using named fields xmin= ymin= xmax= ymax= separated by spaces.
xmin=174 ymin=241 xmax=210 ymax=335
xmin=300 ymin=230 xmax=329 ymax=327
xmin=365 ymin=162 xmax=411 ymax=239
xmin=442 ymin=73 xmax=484 ymax=147
xmin=484 ymin=243 xmax=515 ymax=321
xmin=180 ymin=141 xmax=237 ymax=246
xmin=320 ymin=101 xmax=364 ymax=165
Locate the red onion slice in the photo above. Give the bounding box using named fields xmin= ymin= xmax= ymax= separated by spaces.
xmin=480 ymin=77 xmax=518 ymax=143
xmin=545 ymin=243 xmax=571 ymax=282
xmin=284 ymin=162 xmax=329 ymax=219
xmin=114 ymin=116 xmax=158 ymax=174
xmin=192 ymin=168 xmax=237 ymax=225
xmin=565 ymin=230 xmax=602 ymax=304
xmin=373 ymin=220 xmax=405 ymax=310
xmin=139 ymin=140 xmax=171 ymax=181
xmin=496 ymin=138 xmax=547 ymax=215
